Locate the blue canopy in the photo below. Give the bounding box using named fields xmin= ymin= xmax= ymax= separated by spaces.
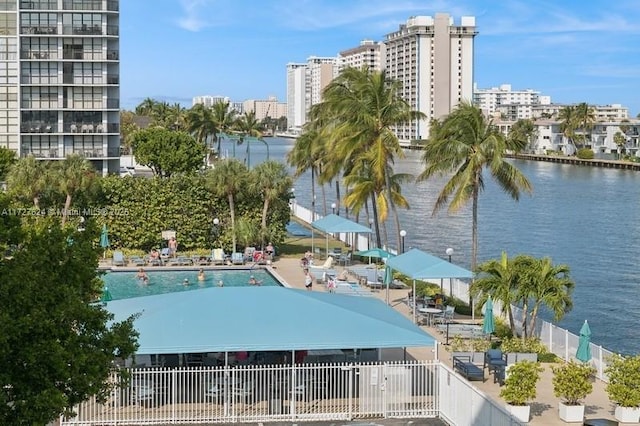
xmin=386 ymin=248 xmax=473 ymax=279
xmin=107 ymin=286 xmax=435 ymax=354
xmin=312 ymin=214 xmax=372 ymax=234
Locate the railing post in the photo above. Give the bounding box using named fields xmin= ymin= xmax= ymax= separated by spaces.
xmin=565 ymin=329 xmax=569 ymax=361
xmin=348 ymin=365 xmax=354 ymax=420
xmin=599 ymin=346 xmax=604 ymax=380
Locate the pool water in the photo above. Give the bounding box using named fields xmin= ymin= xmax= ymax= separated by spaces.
xmin=101 ymin=269 xmax=281 ymax=300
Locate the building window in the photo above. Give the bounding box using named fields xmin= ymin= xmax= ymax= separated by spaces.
xmin=0 ymin=11 xmax=16 ymax=35
xmin=21 ymin=87 xmax=59 ymax=109
xmin=21 ymin=62 xmax=58 ymax=84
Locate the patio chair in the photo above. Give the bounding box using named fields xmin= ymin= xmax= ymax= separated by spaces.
xmin=112 ymin=250 xmax=126 ymax=266
xmin=160 ymin=247 xmax=170 ymax=261
xmin=433 ymin=305 xmax=455 ymax=324
xmin=308 ymin=256 xmax=334 ymax=272
xmin=129 ymin=255 xmax=146 ymax=267
xmin=211 ymin=248 xmax=225 ymax=265
xmin=231 ymin=252 xmax=244 ymax=265
xmin=484 ymin=349 xmax=507 ymax=373
xmin=243 ymin=246 xmax=256 ymax=263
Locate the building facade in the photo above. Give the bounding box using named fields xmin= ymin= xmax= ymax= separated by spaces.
xmin=242 ymin=96 xmax=287 ymax=121
xmin=384 ymin=14 xmax=477 ymax=141
xmin=338 ymin=39 xmax=385 ymax=72
xmin=192 ymin=95 xmax=230 ymax=108
xmin=286 ymin=62 xmax=306 ymax=130
xmin=0 ymin=0 xmax=120 ymax=175
xmin=473 ymin=83 xmax=551 ymax=120
xmin=306 ymin=56 xmax=337 ymax=112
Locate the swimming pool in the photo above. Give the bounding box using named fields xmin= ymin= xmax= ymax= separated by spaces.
xmin=101 ymin=268 xmax=281 ymax=300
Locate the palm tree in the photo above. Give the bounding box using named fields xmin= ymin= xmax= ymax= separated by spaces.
xmin=516 ymin=256 xmax=574 ymax=338
xmin=471 ymin=251 xmax=520 ymax=335
xmin=54 ymin=154 xmax=96 ymax=226
xmin=204 ymin=159 xmax=247 ymax=253
xmin=234 ymin=111 xmax=265 ymax=167
xmin=614 ymin=132 xmax=627 ymax=159
xmin=135 ymin=97 xmax=157 ymax=116
xmin=286 ymin=127 xmax=325 ymax=222
xmin=558 ymin=106 xmax=578 ymax=154
xmin=6 ymin=155 xmax=48 ymax=208
xmin=317 ymin=67 xmax=425 ymax=250
xmin=508 ymin=119 xmax=537 ymax=153
xmin=417 ymin=102 xmax=532 ymax=275
xmin=574 ymin=102 xmax=596 ymax=148
xmin=250 ymin=161 xmax=292 ymax=247
xmin=211 ymin=101 xmax=237 ymax=157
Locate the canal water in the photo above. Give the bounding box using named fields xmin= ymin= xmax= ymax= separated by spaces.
xmin=241 ymin=137 xmax=640 ymax=355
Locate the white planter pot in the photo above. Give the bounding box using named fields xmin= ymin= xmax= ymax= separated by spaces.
xmin=558 ymin=402 xmax=584 ymax=422
xmin=507 ymin=404 xmax=530 ymax=423
xmin=614 ymin=405 xmax=640 ymax=423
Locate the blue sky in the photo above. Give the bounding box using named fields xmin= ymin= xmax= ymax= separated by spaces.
xmin=121 ymin=0 xmax=640 ymax=116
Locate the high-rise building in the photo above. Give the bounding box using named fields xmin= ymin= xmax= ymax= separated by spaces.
xmin=473 ymin=83 xmax=551 ymax=120
xmin=339 ymin=39 xmax=386 ymax=72
xmin=0 ymin=0 xmax=120 ymax=175
xmin=192 ymin=95 xmax=230 ymax=107
xmin=306 ymin=56 xmax=337 ymax=111
xmin=242 ymin=96 xmax=287 ymax=121
xmin=384 ymin=14 xmax=477 ymax=141
xmin=286 ymin=62 xmax=306 ymax=130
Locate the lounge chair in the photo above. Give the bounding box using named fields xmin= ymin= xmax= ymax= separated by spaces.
xmin=243 ymin=246 xmax=256 ymax=263
xmin=453 ymin=355 xmax=484 ymax=381
xmin=211 ymin=248 xmax=225 ymax=265
xmin=129 ymin=255 xmax=146 ymax=267
xmin=160 ymin=247 xmax=170 ymax=261
xmin=231 ymin=252 xmax=244 ymax=265
xmin=112 ymin=250 xmax=126 ymax=266
xmin=308 ymin=256 xmax=334 ymax=272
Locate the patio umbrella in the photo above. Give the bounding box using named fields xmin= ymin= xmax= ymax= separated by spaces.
xmin=355 ymin=248 xmax=394 ymax=264
xmin=100 ymin=224 xmax=110 ymax=258
xmin=100 ymin=287 xmax=113 ymax=303
xmin=482 ymin=296 xmax=495 ymax=336
xmin=576 ymin=320 xmax=592 ymax=362
xmin=383 ymin=265 xmax=393 ymax=305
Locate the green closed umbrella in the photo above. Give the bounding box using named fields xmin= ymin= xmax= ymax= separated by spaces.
xmin=576 ymin=320 xmax=592 ymax=362
xmin=482 ymin=296 xmax=495 ymax=335
xmin=383 ymin=265 xmax=393 ymax=305
xmin=100 ymin=224 xmax=110 ymax=258
xmin=100 ymin=287 xmax=113 ymax=303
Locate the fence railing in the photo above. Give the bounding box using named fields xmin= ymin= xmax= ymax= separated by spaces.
xmin=60 ymin=361 xmax=521 ymax=426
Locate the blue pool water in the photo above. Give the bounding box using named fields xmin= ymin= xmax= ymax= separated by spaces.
xmin=101 ymin=268 xmax=281 ymax=300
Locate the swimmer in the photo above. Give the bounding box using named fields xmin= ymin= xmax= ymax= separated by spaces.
xmin=136 ymin=268 xmax=149 ymax=284
xmin=183 ymin=278 xmax=190 ymax=286
xmin=197 ymin=269 xmax=205 ymax=282
xmin=217 ymin=280 xmax=224 ymax=287
xmin=248 ymin=275 xmax=262 ymax=286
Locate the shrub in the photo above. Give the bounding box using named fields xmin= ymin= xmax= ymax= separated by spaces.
xmin=576 ymin=148 xmax=594 ymax=159
xmin=500 ymin=337 xmax=548 ymax=355
xmin=494 ymin=317 xmax=513 ymax=340
xmin=552 ymin=360 xmax=595 ymax=405
xmin=500 ymin=360 xmax=544 ymax=405
xmin=447 ymin=297 xmax=472 ymax=316
xmin=605 ymin=354 xmax=640 ymax=407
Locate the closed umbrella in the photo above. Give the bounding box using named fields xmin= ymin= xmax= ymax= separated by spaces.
xmin=100 ymin=224 xmax=110 ymax=258
xmin=482 ymin=296 xmax=495 ymax=336
xmin=383 ymin=265 xmax=393 ymax=305
xmin=576 ymin=320 xmax=592 ymax=362
xmin=100 ymin=287 xmax=113 ymax=303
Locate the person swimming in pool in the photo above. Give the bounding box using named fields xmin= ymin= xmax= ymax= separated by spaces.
xmin=136 ymin=268 xmax=149 ymax=284
xmin=182 ymin=278 xmax=190 ymax=286
xmin=248 ymin=275 xmax=262 ymax=286
xmin=197 ymin=269 xmax=205 ymax=282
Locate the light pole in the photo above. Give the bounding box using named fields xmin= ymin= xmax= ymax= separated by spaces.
xmin=446 ymin=247 xmax=454 ymax=263
xmin=212 ymin=217 xmax=220 ymax=241
xmin=445 ymin=247 xmax=454 ymax=345
xmin=400 ymin=230 xmax=406 ymax=254
xmin=331 ymin=202 xmax=336 ymax=215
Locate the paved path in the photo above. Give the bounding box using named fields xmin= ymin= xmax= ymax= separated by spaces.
xmin=270 ymin=256 xmax=629 ymax=426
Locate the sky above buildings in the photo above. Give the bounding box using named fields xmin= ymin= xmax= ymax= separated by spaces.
xmin=121 ymin=0 xmax=640 ymax=115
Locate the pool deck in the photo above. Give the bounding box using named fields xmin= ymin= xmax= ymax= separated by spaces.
xmin=269 ymin=256 xmax=624 ymax=426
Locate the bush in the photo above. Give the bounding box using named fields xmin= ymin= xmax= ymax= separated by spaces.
xmin=552 ymin=360 xmax=595 ymax=405
xmin=448 ymin=297 xmax=472 ymax=316
xmin=500 ymin=360 xmax=544 ymax=405
xmin=494 ymin=317 xmax=513 ymax=340
xmin=576 ymin=148 xmax=594 ymax=159
xmin=500 ymin=337 xmax=548 ymax=355
xmin=605 ymin=354 xmax=640 ymax=407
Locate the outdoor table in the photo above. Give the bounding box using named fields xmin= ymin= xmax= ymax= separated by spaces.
xmin=418 ymin=307 xmax=443 ymax=326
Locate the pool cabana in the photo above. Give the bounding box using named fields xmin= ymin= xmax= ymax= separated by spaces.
xmin=106 ymin=286 xmax=436 ymax=365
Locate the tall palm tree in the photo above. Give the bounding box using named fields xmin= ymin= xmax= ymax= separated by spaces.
xmin=318 ymin=67 xmax=425 ymax=250
xmin=211 ymin=101 xmax=237 ymax=156
xmin=6 ymin=155 xmax=48 ymax=208
xmin=204 ymin=159 xmax=247 ymax=253
xmin=234 ymin=111 xmax=265 ymax=167
xmin=250 ymin=161 xmax=292 ymax=247
xmin=134 ymin=97 xmax=157 ymax=116
xmin=508 ymin=119 xmax=537 ymax=153
xmin=417 ymin=102 xmax=533 ymax=274
xmin=558 ymin=106 xmax=578 ymax=154
xmin=574 ymin=102 xmax=596 ymax=148
xmin=54 ymin=154 xmax=96 ymax=226
xmin=286 ymin=127 xmax=325 ymax=222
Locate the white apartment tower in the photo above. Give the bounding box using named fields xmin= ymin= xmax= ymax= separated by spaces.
xmin=0 ymin=0 xmax=120 ymax=175
xmin=473 ymin=83 xmax=551 ymax=120
xmin=286 ymin=62 xmax=306 ymax=130
xmin=339 ymin=39 xmax=386 ymax=72
xmin=384 ymin=14 xmax=477 ymax=141
xmin=192 ymin=95 xmax=230 ymax=107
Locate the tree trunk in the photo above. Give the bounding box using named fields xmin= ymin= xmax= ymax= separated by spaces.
xmin=385 ymin=171 xmax=402 ymax=253
xmin=335 ymin=180 xmax=341 ymax=216
xmin=61 ymin=193 xmax=72 ymax=226
xmin=521 ymin=300 xmax=529 ymax=340
xmin=229 ymin=193 xmax=237 ymax=253
xmin=261 ymin=198 xmax=270 ymax=248
xmin=529 ymin=304 xmax=541 ymax=339
xmin=311 ymin=169 xmax=316 ymax=222
xmin=471 ymin=181 xmax=479 ymax=318
xmin=370 ymin=194 xmax=382 ymax=248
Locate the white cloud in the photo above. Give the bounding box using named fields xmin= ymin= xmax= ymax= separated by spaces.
xmin=177 ymin=0 xmax=213 ymax=32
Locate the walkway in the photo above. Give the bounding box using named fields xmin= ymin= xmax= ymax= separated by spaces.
xmin=271 ymin=256 xmax=625 ymax=426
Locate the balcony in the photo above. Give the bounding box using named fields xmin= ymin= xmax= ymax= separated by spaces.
xmin=64 ymin=25 xmax=102 ymax=36
xmin=22 ymin=122 xmax=58 ymax=133
xmin=69 ymin=149 xmax=106 ymax=158
xmin=66 ymin=122 xmax=107 ymax=133
xmin=106 ymin=25 xmax=118 ymax=36
xmin=62 ymin=0 xmax=101 ymax=10
xmin=20 ymin=0 xmax=56 ymax=9
xmin=106 ymin=0 xmax=118 ymax=11
xmin=21 ymin=50 xmax=57 ymax=60
xmin=21 ymin=26 xmax=57 ymax=35
xmin=21 ymin=149 xmax=59 ymax=159
xmin=106 ymin=75 xmax=119 ymax=85
xmin=106 ymin=50 xmax=118 ymax=60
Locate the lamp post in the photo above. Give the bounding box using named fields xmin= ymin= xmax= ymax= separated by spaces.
xmin=331 ymin=202 xmax=336 ymax=215
xmin=445 ymin=246 xmax=454 ymax=345
xmin=212 ymin=217 xmax=220 ymax=241
xmin=400 ymin=230 xmax=406 ymax=254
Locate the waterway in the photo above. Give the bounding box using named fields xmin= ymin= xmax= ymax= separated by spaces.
xmin=239 ymin=137 xmax=640 ymax=355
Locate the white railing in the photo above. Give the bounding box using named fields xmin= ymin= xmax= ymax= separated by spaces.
xmin=510 ymin=305 xmax=614 ymax=381
xmin=60 ymin=361 xmax=521 ymax=425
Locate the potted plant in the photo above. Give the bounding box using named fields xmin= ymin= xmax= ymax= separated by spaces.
xmin=552 ymin=360 xmax=596 ymax=422
xmin=500 ymin=360 xmax=543 ymax=422
xmin=605 ymin=354 xmax=640 ymax=423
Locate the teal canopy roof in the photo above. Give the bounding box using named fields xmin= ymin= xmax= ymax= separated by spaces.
xmin=107 ymin=286 xmax=434 ymax=354
xmin=386 ymin=248 xmax=473 ymax=280
xmin=312 ymin=214 xmax=372 ymax=234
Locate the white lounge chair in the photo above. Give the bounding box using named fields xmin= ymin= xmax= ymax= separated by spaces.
xmin=211 ymin=248 xmax=225 ymax=265
xmin=112 ymin=250 xmax=126 ymax=266
xmin=309 ymin=255 xmax=334 ymax=272
xmin=231 ymin=252 xmax=244 ymax=265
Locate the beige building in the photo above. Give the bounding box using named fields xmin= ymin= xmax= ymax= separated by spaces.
xmin=339 ymin=39 xmax=386 ymax=72
xmin=307 ymin=56 xmax=338 ymax=110
xmin=0 ymin=0 xmax=120 ymax=175
xmin=286 ymin=62 xmax=306 ymax=130
xmin=242 ymin=96 xmax=287 ymax=121
xmin=384 ymin=14 xmax=477 ymax=141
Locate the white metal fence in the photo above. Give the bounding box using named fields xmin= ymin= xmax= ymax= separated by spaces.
xmin=60 ymin=361 xmax=522 ymax=425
